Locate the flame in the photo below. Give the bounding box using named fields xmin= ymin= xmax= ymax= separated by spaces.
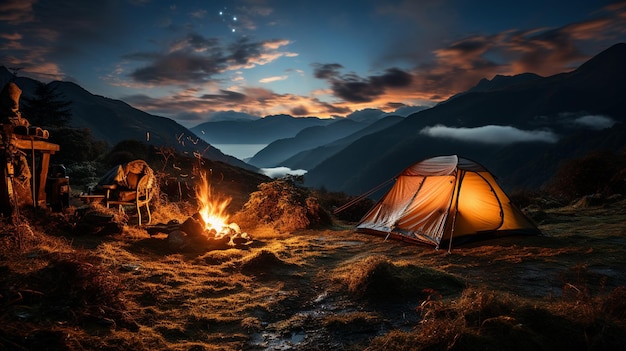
xmin=195 ymin=171 xmax=232 ymax=234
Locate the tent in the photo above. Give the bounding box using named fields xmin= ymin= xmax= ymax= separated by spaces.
xmin=356 ymin=155 xmax=541 ymax=249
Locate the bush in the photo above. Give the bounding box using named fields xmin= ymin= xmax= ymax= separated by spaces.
xmin=65 ymin=161 xmax=100 ymax=186
xmin=545 ymin=150 xmax=626 ymax=202
xmin=233 ymin=179 xmax=331 ymax=232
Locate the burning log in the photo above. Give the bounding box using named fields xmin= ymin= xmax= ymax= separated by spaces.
xmin=146 ymin=170 xmax=252 ymax=251
xmin=180 ymin=215 xmax=204 ymax=238
xmin=146 ymin=212 xmax=253 ymax=251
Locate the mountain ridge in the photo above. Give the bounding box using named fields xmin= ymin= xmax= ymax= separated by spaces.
xmin=247 ymin=118 xmax=369 ymax=168
xmin=303 ymin=42 xmax=626 ymax=196
xmin=0 ymin=67 xmax=256 ymax=171
xmin=191 ymin=114 xmax=335 ymax=145
xmin=280 ymin=115 xmax=405 ymax=170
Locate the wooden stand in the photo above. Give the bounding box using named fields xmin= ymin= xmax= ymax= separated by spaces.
xmin=0 ymin=134 xmax=60 ymax=214
xmin=13 ymin=136 xmax=60 ymax=208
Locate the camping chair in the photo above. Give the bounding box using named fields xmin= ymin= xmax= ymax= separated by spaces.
xmin=101 ymin=160 xmax=155 ymax=226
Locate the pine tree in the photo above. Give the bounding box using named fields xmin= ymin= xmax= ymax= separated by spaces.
xmin=21 ymin=82 xmax=72 ymax=128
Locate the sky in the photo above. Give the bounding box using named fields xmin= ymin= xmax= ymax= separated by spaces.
xmin=1 ymin=0 xmax=626 ymax=128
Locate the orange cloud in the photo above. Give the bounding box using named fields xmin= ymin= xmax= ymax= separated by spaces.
xmin=0 ymin=0 xmax=35 ymax=24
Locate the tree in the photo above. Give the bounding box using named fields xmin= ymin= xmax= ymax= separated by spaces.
xmin=21 ymin=82 xmax=72 ymax=128
xmin=48 ymin=127 xmax=108 ymax=164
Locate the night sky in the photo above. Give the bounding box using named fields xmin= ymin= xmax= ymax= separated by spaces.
xmin=1 ymin=0 xmax=625 ymax=127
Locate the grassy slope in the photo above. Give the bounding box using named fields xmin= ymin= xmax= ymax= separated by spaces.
xmin=1 ymin=198 xmax=626 ymax=350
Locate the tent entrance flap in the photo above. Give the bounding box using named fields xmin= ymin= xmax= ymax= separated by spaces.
xmin=394 ymin=175 xmax=455 ymax=243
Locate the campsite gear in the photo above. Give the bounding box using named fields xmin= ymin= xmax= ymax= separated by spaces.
xmin=46 ymin=164 xmax=70 ymax=212
xmin=356 ymin=155 xmax=540 ymax=249
xmin=94 ymin=160 xmax=155 ymax=226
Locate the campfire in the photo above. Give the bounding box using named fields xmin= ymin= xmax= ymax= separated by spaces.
xmin=195 ymin=171 xmax=237 ymax=237
xmin=148 ymin=172 xmax=252 ymax=249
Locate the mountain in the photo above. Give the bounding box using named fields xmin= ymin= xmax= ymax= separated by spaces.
xmin=247 ymin=118 xmax=370 ymax=168
xmin=190 ymin=114 xmax=334 ymax=145
xmin=0 ymin=67 xmax=256 ymax=171
xmin=304 ymin=42 xmax=626 ymax=196
xmin=344 ymin=108 xmax=388 ymax=122
xmin=281 ymin=115 xmax=405 ymax=170
xmin=204 ymin=110 xmax=259 ymax=122
xmin=344 ymin=107 xmax=429 ymax=122
xmin=469 ymin=73 xmax=543 ymax=93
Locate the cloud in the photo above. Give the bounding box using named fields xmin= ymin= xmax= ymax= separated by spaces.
xmin=399 ymin=3 xmax=626 ymax=101
xmin=260 ymin=167 xmax=308 ymax=178
xmin=572 ymin=115 xmax=616 ymax=130
xmin=128 ymin=51 xmax=225 ymax=84
xmin=290 ymin=105 xmax=309 ymax=116
xmin=121 ymin=86 xmax=349 ymax=126
xmin=201 ymin=90 xmax=247 ymax=103
xmin=313 ymin=65 xmax=413 ymax=102
xmin=259 ymin=75 xmax=288 ymax=83
xmin=419 ymin=125 xmax=559 ymax=144
xmin=0 ymin=0 xmax=35 ymax=24
xmin=312 ymin=63 xmax=343 ymax=79
xmin=125 ymin=35 xmax=294 ymax=86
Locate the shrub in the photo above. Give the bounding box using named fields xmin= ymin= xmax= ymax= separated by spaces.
xmin=233 ymin=179 xmax=331 ymax=232
xmin=546 ymin=150 xmax=626 ymax=202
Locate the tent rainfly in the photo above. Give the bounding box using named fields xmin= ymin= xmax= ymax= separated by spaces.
xmin=356 ymin=155 xmax=541 ymax=249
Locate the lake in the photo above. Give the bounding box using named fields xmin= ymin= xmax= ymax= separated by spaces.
xmin=213 ymin=143 xmax=308 ymax=178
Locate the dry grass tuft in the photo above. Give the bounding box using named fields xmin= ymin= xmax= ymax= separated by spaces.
xmin=0 ymin=218 xmax=73 ymax=257
xmin=367 ymin=285 xmax=626 ymax=351
xmin=232 ymin=179 xmax=331 ymax=233
xmin=149 ymin=196 xmax=196 ymax=225
xmin=340 ymin=256 xmax=464 ymax=301
xmin=602 ymin=286 xmax=626 ymax=319
xmin=322 ymin=311 xmax=382 ymax=335
xmin=240 ymin=249 xmax=294 ymax=275
xmin=0 ymin=247 xmax=138 ymax=350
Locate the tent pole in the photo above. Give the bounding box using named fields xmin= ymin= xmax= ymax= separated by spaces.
xmin=448 ymin=170 xmax=465 ymax=253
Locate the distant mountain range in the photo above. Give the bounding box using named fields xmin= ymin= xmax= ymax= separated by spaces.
xmin=247 ymin=118 xmax=371 ymax=167
xmin=190 ymin=114 xmax=334 ymax=145
xmin=303 ymin=42 xmax=626 ymax=195
xmin=190 ymin=106 xmax=427 ymax=167
xmin=188 ymin=106 xmax=426 ymax=146
xmin=2 ymin=42 xmax=624 ymax=198
xmin=279 ymin=115 xmax=405 ymax=170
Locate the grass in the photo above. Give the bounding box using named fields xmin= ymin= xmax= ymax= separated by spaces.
xmin=1 ymin=198 xmax=626 ymax=350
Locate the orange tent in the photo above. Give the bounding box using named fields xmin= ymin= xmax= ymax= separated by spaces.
xmin=356 ymin=155 xmax=541 ymax=249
